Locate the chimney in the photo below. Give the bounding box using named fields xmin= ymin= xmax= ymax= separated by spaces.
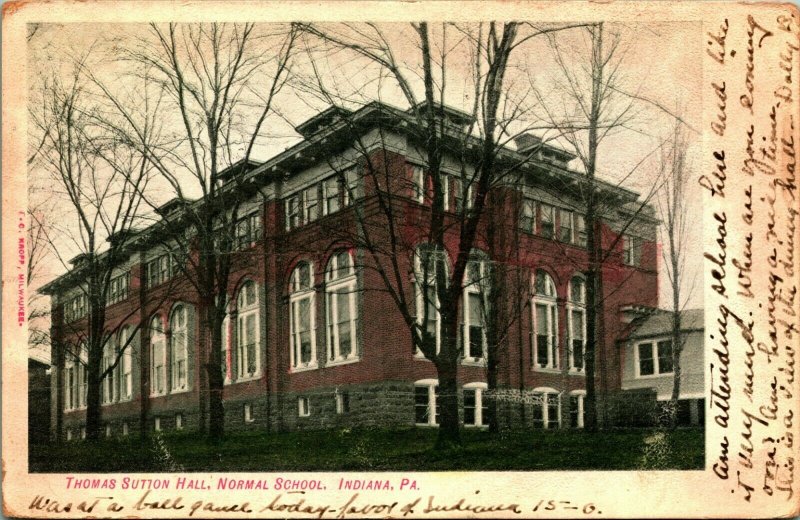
xmin=514 ymin=133 xmax=543 ymax=155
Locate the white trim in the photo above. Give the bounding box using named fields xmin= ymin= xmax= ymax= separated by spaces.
xmin=325 ymin=251 xmax=359 ymax=364
xmin=634 ymin=337 xmax=674 ymax=378
xmin=463 ymin=382 xmax=489 ymax=428
xmin=169 ymin=305 xmax=189 ymax=393
xmin=236 ymin=281 xmax=261 ymax=380
xmin=298 ymin=396 xmax=310 ymax=417
xmin=290 ymin=263 xmax=318 ymax=371
xmin=532 ymin=387 xmax=561 ymax=429
xmin=414 ymin=380 xmax=439 ymax=426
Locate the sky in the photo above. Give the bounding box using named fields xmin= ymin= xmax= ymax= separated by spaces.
xmin=27 ymin=20 xmax=704 ymax=347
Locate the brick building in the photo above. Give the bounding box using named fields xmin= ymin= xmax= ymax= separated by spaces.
xmin=41 ymin=102 xmax=659 ymax=440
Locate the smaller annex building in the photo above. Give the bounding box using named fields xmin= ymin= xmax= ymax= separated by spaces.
xmin=620 ymin=308 xmax=705 ymax=426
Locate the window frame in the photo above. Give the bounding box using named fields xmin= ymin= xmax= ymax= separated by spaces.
xmin=539 ymin=203 xmax=555 ymax=239
xmin=119 ymin=327 xmax=133 ymax=401
xmin=335 ymin=389 xmax=350 ymax=414
xmin=569 ymin=390 xmax=586 ymax=428
xmin=623 ymin=235 xmax=636 ymax=266
xmin=463 ymin=382 xmax=489 ymax=428
xmin=149 ymin=316 xmax=167 ymax=397
xmin=558 ymin=208 xmax=574 ymax=243
xmin=462 ymin=257 xmax=488 ymax=364
xmin=107 ymin=272 xmax=130 ymax=306
xmin=101 ymin=335 xmax=119 ymax=405
xmin=236 ymin=280 xmax=261 ymax=381
xmin=532 ymin=387 xmax=561 ymax=429
xmin=289 ymin=263 xmax=318 ymax=371
xmin=325 ymin=251 xmax=359 ymax=365
xmin=567 ymin=276 xmax=586 ymax=373
xmin=635 ymin=338 xmax=674 ymax=377
xmin=413 ymin=247 xmax=447 ymax=358
xmin=298 ymin=396 xmax=310 ymax=417
xmin=412 ymin=165 xmax=425 ymax=203
xmin=532 ymin=271 xmax=559 ymax=371
xmin=414 ymin=379 xmax=439 ymax=426
xmin=169 ymin=305 xmax=189 ymax=393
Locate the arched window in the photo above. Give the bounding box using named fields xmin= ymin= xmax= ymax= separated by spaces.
xmin=569 ymin=390 xmax=586 ymax=428
xmin=289 ymin=262 xmax=317 ymax=370
xmin=78 ymin=343 xmax=88 ymax=408
xmin=326 ymin=251 xmax=359 ymax=363
xmin=532 ymin=270 xmax=558 ymax=370
xmin=532 ymin=387 xmax=561 ymax=429
xmin=463 ymin=382 xmax=489 ymax=427
xmin=463 ymin=252 xmax=489 ymax=362
xmin=414 ymin=245 xmax=448 ymax=356
xmin=64 ymin=346 xmax=78 ymax=411
xmin=236 ymin=281 xmax=260 ymax=379
xmin=568 ymin=276 xmax=586 ymax=372
xmin=170 ymin=305 xmax=188 ymax=391
xmin=414 ymin=379 xmax=439 ymax=426
xmin=119 ymin=327 xmax=133 ymax=401
xmin=150 ymin=316 xmax=166 ymax=396
xmin=101 ymin=334 xmax=118 ymax=404
xmin=221 ymin=305 xmax=231 ymax=384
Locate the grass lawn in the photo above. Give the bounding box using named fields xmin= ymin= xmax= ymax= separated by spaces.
xmin=30 ymin=427 xmax=704 ymax=473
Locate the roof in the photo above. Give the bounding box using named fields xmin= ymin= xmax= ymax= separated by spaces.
xmin=40 ymin=100 xmax=649 ymax=296
xmin=628 ymin=309 xmax=704 ymax=339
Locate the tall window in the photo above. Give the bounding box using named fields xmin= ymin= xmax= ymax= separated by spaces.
xmin=119 ymin=327 xmax=132 ymax=401
xmin=412 ymin=165 xmax=425 ymax=202
xmin=520 ymin=198 xmax=536 ymax=233
xmin=64 ymin=351 xmax=77 ymax=411
xmin=568 ymin=276 xmax=586 ymax=372
xmin=463 ymin=256 xmax=488 ymax=361
xmin=414 ymin=380 xmax=439 ymax=426
xmin=285 ymin=195 xmax=300 ymax=230
xmin=170 ymin=305 xmax=188 ymax=391
xmin=532 ymin=270 xmax=558 ymax=369
xmin=237 ymin=281 xmax=260 ymax=379
xmin=235 ymin=212 xmax=261 ymax=249
xmin=532 ymin=388 xmax=560 ymax=429
xmin=452 ymin=176 xmax=474 ymax=213
xmin=290 ymin=262 xmax=317 ymax=370
xmin=323 ymin=177 xmax=341 ymax=215
xmin=637 ymin=339 xmax=674 ymax=377
xmin=558 ymin=208 xmax=573 ymax=243
xmin=303 ymin=185 xmax=319 ymax=223
xmin=575 ymin=214 xmax=587 ymax=247
xmin=221 ymin=311 xmax=231 ymax=384
xmin=150 ymin=316 xmax=166 ymax=396
xmin=107 ymin=272 xmax=130 ymax=305
xmin=539 ymin=203 xmax=555 ymax=239
xmin=415 ymin=246 xmax=446 ymax=356
xmin=145 ymin=254 xmax=172 ymax=288
xmin=623 ymin=235 xmax=636 ymax=265
xmin=78 ymin=343 xmax=88 ymax=408
xmin=463 ymin=383 xmax=489 ymax=427
xmin=64 ymin=293 xmax=88 ymax=322
xmin=101 ymin=335 xmax=118 ymax=404
xmin=326 ymin=251 xmax=359 ymax=363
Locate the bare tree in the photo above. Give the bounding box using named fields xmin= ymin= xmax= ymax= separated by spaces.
xmin=29 ymin=63 xmax=153 ymax=441
xmin=296 ymin=21 xmax=591 ymax=447
xmin=657 ymin=118 xmax=693 ymax=429
xmin=91 ymin=22 xmax=297 ymax=442
xmin=530 ymin=22 xmax=682 ymax=430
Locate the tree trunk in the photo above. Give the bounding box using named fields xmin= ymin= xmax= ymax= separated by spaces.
xmin=434 ymin=358 xmax=461 ymax=449
xmin=669 ymin=294 xmax=683 ymax=429
xmin=583 ymin=22 xmax=604 ymax=433
xmin=207 ymin=301 xmax=225 ymax=443
xmin=85 ymin=342 xmax=103 ymax=441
